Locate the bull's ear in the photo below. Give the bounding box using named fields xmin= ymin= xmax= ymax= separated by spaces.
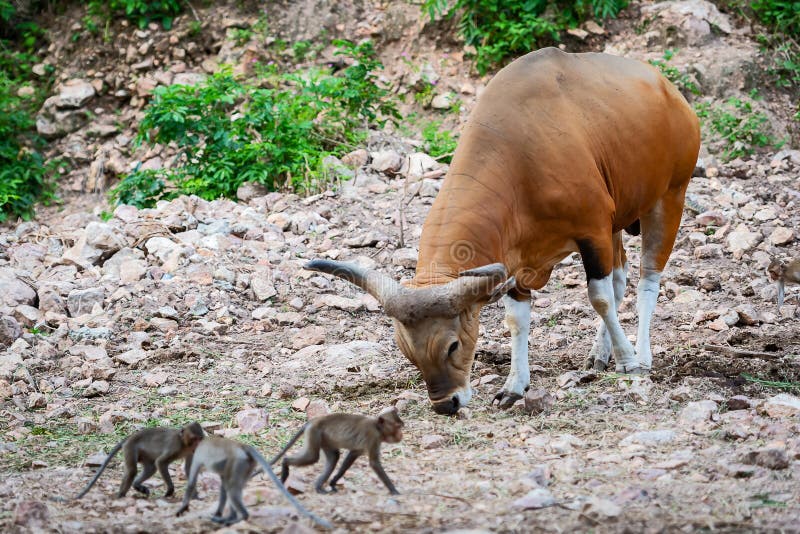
xmin=304 ymin=259 xmax=403 ymax=307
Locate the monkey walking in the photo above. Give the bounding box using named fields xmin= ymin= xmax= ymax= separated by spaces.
xmin=52 ymin=422 xmax=205 ymax=501
xmin=768 ymin=258 xmax=800 ymax=307
xmin=175 ymin=436 xmax=331 ymax=528
xmin=270 ymin=407 xmax=404 ymax=495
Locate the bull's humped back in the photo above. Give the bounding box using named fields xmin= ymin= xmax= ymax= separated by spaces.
xmin=416 ymin=48 xmax=699 ymax=283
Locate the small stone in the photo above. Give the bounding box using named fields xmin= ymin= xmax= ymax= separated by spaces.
xmin=370 ymin=150 xmax=403 ymax=175
xmin=734 ymin=305 xmax=759 ymax=326
xmin=150 ymin=317 xmax=178 ymax=332
xmin=717 ymin=460 xmax=756 ymax=478
xmin=619 ymin=430 xmax=676 ymax=447
xmin=292 ymin=397 xmax=310 ymax=412
xmin=769 ymin=227 xmax=794 ymax=246
xmin=512 ymin=487 xmax=556 ymax=510
xmin=391 ymin=248 xmax=418 ymax=269
xmin=306 ymin=400 xmax=330 ymax=419
xmin=83 ymin=380 xmax=110 ymax=398
xmin=679 ymin=400 xmax=718 ymax=424
xmin=27 ymin=392 xmax=46 ymax=409
xmin=291 ymin=326 xmax=325 ymax=350
xmin=431 ymin=92 xmax=454 ymax=109
xmin=341 ymin=149 xmax=369 ymax=168
xmin=761 ymin=394 xmax=800 ymax=418
xmin=421 ymin=434 xmax=447 ymax=449
xmin=741 ymin=447 xmax=789 ymax=470
xmin=695 ymin=210 xmax=726 ymax=226
xmin=0 ymin=315 xmax=22 ymax=348
xmin=235 ymin=408 xmax=269 ymax=434
xmin=13 ymin=500 xmax=49 ymax=528
xmin=581 ymin=497 xmax=621 ymax=519
xmin=727 ymin=224 xmax=762 ymax=259
xmin=67 ymin=287 xmax=104 ymax=317
xmin=236 ymin=182 xmax=268 ymax=202
xmin=115 ymin=348 xmax=149 ymax=366
xmin=523 ymin=388 xmax=554 ymax=415
xmin=251 ymin=276 xmax=277 ymax=301
xmin=57 ymin=79 xmax=95 ymax=108
xmin=726 ymin=395 xmax=751 ymax=410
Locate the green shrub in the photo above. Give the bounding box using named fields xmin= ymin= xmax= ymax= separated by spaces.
xmin=422 ymin=120 xmax=458 ymax=163
xmin=752 ymin=0 xmax=800 ymax=36
xmin=0 ymin=1 xmax=55 ymax=222
xmin=694 ymin=96 xmax=780 ymax=160
xmin=423 ymin=0 xmax=629 ymax=74
xmin=111 ymin=40 xmax=399 ymax=208
xmin=86 ymin=0 xmax=182 ymax=30
xmin=648 ymin=49 xmax=700 ymax=96
xmin=0 ymin=74 xmax=54 ymax=222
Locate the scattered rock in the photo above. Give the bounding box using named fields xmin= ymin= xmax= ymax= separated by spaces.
xmin=306 ymin=399 xmax=330 ymax=419
xmin=67 ymin=287 xmax=104 ymax=317
xmin=581 ymin=497 xmax=622 ymax=520
xmin=761 ymin=394 xmax=800 ymax=418
xmin=292 ymin=397 xmax=310 ymax=412
xmin=13 ymin=500 xmax=49 ymax=528
xmin=741 ymin=447 xmax=789 ymax=470
xmin=523 ymin=388 xmax=554 ymax=415
xmin=679 ymin=400 xmax=718 ymax=424
xmin=726 ymin=395 xmax=751 ymax=410
xmin=620 ymin=430 xmax=677 ymax=447
xmin=291 ymin=326 xmax=325 ymax=350
xmin=769 ymin=227 xmax=794 ymax=246
xmin=421 ymin=434 xmax=447 ymax=449
xmin=512 ymin=488 xmax=556 ymax=510
xmin=235 ymin=408 xmax=269 ymax=434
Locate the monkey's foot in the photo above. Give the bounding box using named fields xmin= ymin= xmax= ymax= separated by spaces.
xmin=163 ymin=489 xmax=174 ymax=498
xmin=315 ymin=486 xmax=335 ymax=494
xmin=134 ymin=485 xmax=150 ymax=496
xmin=493 ymin=390 xmax=523 ymax=409
xmin=327 ymin=485 xmax=339 ymax=493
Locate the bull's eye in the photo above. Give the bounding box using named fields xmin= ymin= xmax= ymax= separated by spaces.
xmin=447 ymin=341 xmax=459 ymax=358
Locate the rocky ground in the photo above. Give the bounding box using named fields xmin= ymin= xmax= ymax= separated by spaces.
xmin=2 ymin=0 xmax=800 ymax=533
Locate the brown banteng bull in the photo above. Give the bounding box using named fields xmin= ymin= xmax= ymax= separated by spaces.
xmin=307 ymin=48 xmax=700 ymax=415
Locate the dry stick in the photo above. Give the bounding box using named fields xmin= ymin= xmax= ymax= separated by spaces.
xmin=183 ymin=0 xmax=200 ymax=22
xmin=702 ymin=344 xmax=780 ymax=360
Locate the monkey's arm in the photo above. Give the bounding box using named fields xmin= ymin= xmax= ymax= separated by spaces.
xmin=368 ymin=449 xmax=399 ymax=495
xmin=777 ymin=279 xmax=785 ymax=307
xmin=176 ymin=462 xmax=201 ymax=516
xmin=245 ymin=446 xmax=333 ymax=529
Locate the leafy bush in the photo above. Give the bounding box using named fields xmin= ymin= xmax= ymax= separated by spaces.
xmin=694 ymin=96 xmax=780 ymax=160
xmin=752 ymin=0 xmax=800 ymax=36
xmin=422 ymin=121 xmax=458 ymax=163
xmin=86 ymin=0 xmax=182 ymax=30
xmin=111 ymin=40 xmax=399 ymax=208
xmin=648 ymin=49 xmax=700 ymax=96
xmin=0 ymin=1 xmax=54 ymax=222
xmin=0 ymin=74 xmax=53 ymax=222
xmin=423 ymin=0 xmax=629 ymax=74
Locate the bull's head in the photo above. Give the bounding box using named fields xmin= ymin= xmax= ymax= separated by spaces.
xmin=305 ymin=260 xmax=513 ymax=415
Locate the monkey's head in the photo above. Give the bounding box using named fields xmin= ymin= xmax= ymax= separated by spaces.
xmin=377 ymin=407 xmax=404 ymax=444
xmin=181 ymin=422 xmax=205 ymax=450
xmin=767 ymin=259 xmax=785 ymax=282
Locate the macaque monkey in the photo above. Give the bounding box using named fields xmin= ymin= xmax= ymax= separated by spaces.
xmin=175 ymin=436 xmax=331 ymax=528
xmin=768 ymin=258 xmax=800 ymax=307
xmin=270 ymin=407 xmax=404 ymax=495
xmin=53 ymin=422 xmax=204 ymax=501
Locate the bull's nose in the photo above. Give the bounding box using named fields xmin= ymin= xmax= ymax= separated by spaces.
xmin=432 ymin=395 xmax=460 ymax=415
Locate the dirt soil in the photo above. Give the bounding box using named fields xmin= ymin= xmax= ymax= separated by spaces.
xmin=1 ymin=0 xmax=800 ymax=533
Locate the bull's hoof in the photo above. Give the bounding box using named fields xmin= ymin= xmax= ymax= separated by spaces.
xmin=584 ymin=356 xmax=610 ymax=372
xmin=493 ymin=390 xmax=523 ymax=409
xmin=615 ymin=363 xmax=644 ymax=374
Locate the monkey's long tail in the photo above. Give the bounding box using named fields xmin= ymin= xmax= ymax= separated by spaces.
xmin=269 ymin=424 xmax=307 ymax=465
xmin=50 ymin=439 xmax=127 ymax=502
xmin=777 ymin=279 xmax=785 ymax=308
xmin=245 ymin=446 xmax=333 ymax=529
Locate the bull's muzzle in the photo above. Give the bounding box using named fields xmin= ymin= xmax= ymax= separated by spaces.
xmin=431 ymin=395 xmax=461 ymax=415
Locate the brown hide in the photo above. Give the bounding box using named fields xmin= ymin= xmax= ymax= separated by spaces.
xmin=415 ymin=47 xmax=700 ymax=289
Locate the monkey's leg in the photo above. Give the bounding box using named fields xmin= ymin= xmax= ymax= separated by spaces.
xmin=132 ymin=461 xmax=156 ymax=495
xmin=184 ymin=456 xmax=199 ymax=499
xmin=175 ymin=462 xmax=201 ymax=517
xmin=368 ymin=450 xmax=399 ymax=495
xmin=328 ymin=450 xmax=360 ymax=492
xmin=315 ymin=449 xmax=340 ymax=494
xmin=210 ymin=487 xmax=228 ymax=524
xmin=156 ymin=455 xmax=176 ymax=497
xmin=222 ymin=459 xmax=252 ymax=525
xmin=117 ymin=451 xmax=139 ymax=497
xmin=281 ymin=429 xmax=321 ymax=482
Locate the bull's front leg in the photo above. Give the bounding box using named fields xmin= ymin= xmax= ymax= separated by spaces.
xmin=585 ymin=262 xmax=628 ymax=371
xmin=493 ymin=294 xmax=531 ymax=409
xmin=587 ymin=274 xmax=640 ymax=373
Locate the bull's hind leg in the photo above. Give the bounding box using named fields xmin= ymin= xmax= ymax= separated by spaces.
xmin=584 ymin=232 xmax=628 ymax=371
xmin=578 ymin=234 xmax=639 ymax=374
xmin=636 ymin=186 xmax=688 ymax=371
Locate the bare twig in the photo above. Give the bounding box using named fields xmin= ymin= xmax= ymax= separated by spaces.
xmin=702 ymin=344 xmax=780 ymax=360
xmin=183 ymin=0 xmax=200 ymax=22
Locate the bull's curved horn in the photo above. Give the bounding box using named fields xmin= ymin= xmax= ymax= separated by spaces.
xmin=458 ymin=263 xmax=508 ymax=282
xmin=304 ymin=259 xmax=402 ymax=305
